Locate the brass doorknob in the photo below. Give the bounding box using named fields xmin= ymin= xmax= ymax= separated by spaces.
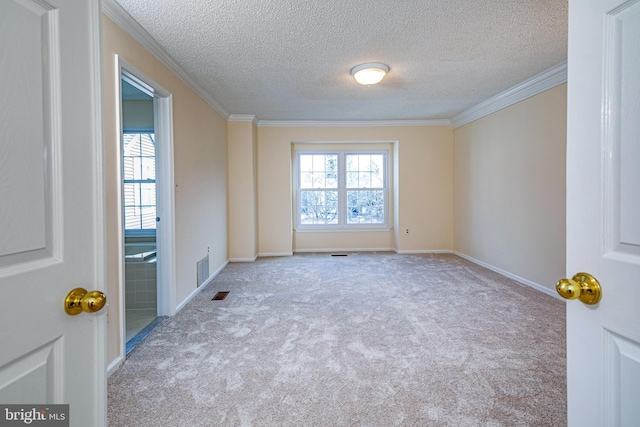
xmin=65 ymin=288 xmax=107 ymax=315
xmin=556 ymin=272 xmax=601 ymax=305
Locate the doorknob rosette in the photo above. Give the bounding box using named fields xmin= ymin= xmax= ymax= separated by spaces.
xmin=556 ymin=272 xmax=601 ymax=305
xmin=65 ymin=288 xmax=107 ymax=315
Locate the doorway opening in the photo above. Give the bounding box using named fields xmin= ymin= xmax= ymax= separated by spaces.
xmin=117 ymin=57 xmax=176 ymax=357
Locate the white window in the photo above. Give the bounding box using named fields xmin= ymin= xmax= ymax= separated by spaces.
xmin=296 ymin=151 xmax=388 ymax=229
xmin=123 ymin=132 xmax=156 ymax=235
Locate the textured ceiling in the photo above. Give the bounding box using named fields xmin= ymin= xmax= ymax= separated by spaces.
xmin=114 ymin=0 xmax=567 ymax=121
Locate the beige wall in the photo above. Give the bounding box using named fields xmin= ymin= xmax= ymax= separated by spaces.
xmin=453 ymin=84 xmax=567 ymax=290
xmin=227 ymin=120 xmax=258 ymax=260
xmin=256 ymin=126 xmax=454 ymax=255
xmin=102 ymin=15 xmax=228 ymax=367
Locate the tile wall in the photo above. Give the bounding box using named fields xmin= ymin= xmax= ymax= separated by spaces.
xmin=125 ymin=261 xmax=157 ymax=309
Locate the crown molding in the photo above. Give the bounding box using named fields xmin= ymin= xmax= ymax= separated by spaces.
xmin=257 ymin=119 xmax=450 ymax=128
xmin=449 ymin=61 xmax=567 ymax=129
xmin=101 ymin=0 xmax=229 ymax=119
xmin=228 ymin=114 xmax=257 ymax=124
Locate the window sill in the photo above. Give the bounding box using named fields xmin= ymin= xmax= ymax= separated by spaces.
xmin=294 ymin=226 xmax=392 ymax=233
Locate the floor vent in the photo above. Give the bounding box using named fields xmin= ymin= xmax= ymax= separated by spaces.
xmin=212 ymin=291 xmax=229 ymax=301
xmin=331 ymin=253 xmax=348 ymax=257
xmin=197 ymin=255 xmax=209 ymax=287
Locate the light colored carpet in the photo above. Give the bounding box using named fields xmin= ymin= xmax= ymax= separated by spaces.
xmin=108 ymin=253 xmax=566 ymax=426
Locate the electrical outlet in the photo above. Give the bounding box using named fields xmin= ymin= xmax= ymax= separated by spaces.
xmin=207 ymin=245 xmax=210 ymax=253
xmin=405 ymin=228 xmax=409 ymax=234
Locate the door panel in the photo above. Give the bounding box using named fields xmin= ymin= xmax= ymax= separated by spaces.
xmin=0 ymin=339 xmax=63 ymax=404
xmin=566 ymin=0 xmax=640 ymax=426
xmin=0 ymin=0 xmax=105 ymax=425
xmin=603 ymin=330 xmax=640 ymax=426
xmin=0 ymin=0 xmax=58 ymax=270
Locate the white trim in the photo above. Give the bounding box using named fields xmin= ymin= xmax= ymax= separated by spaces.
xmin=294 ymin=227 xmax=392 ymax=233
xmin=258 ymin=252 xmax=294 ymax=257
xmin=152 ymin=93 xmax=177 ymax=318
xmin=101 ymin=0 xmax=229 ymax=119
xmin=293 ymin=140 xmax=397 ymax=145
xmin=294 ymin=248 xmax=395 ymax=253
xmin=107 ymin=356 xmax=124 ymax=378
xmin=453 ymin=251 xmax=562 ymax=300
xmin=175 ymin=261 xmax=228 ymax=312
xmin=229 ymin=256 xmax=258 ymax=262
xmin=394 ymin=249 xmax=454 ymax=255
xmin=89 ymin=0 xmax=107 ymax=423
xmin=258 ymin=119 xmax=450 ymax=128
xmin=228 ymin=114 xmax=257 ymax=123
xmin=449 ymin=61 xmax=568 ymax=129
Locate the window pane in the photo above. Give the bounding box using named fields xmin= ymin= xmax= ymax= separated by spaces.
xmin=346 ymin=154 xmax=384 ymax=189
xmin=359 ymin=171 xmax=371 ymax=188
xmin=325 ymin=154 xmax=337 ymax=173
xmin=300 ymin=172 xmax=313 ymax=188
xmin=326 ymin=173 xmax=337 ymax=188
xmin=347 ymin=190 xmax=385 ymax=224
xmin=140 ymin=133 xmax=155 ymax=156
xmin=300 ymin=154 xmax=337 ymax=189
xmin=140 ymin=207 xmax=157 ymax=229
xmin=123 ymin=134 xmax=141 ymax=156
xmin=131 ymin=157 xmax=142 ymax=180
xmin=312 ymin=155 xmax=325 ymax=171
xmin=346 ymin=171 xmax=358 ymax=187
xmin=123 ymin=157 xmax=135 ymax=180
xmin=370 ymin=154 xmax=384 ymax=188
xmin=346 ymin=154 xmax=357 ymax=172
xmin=312 ymin=172 xmax=325 ymax=188
xmin=124 ymin=207 xmax=141 ymax=229
xmin=300 ymin=190 xmax=338 ymax=224
xmin=123 ymin=183 xmax=141 ymax=206
xmin=141 ymin=157 xmax=155 ymax=180
xmin=140 ymin=183 xmax=156 ymax=206
xmin=300 ymin=155 xmax=313 ymax=172
xmin=371 ymin=171 xmax=383 ymax=188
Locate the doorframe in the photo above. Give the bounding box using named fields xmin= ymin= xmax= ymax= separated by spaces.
xmin=114 ymin=55 xmax=176 ymax=361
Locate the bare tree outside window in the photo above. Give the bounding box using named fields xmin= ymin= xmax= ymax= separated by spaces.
xmin=346 ymin=154 xmax=385 ymax=224
xmin=299 ymin=154 xmax=339 ymax=224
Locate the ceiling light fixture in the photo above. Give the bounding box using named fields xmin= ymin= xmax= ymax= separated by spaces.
xmin=350 ymin=63 xmax=389 ymax=85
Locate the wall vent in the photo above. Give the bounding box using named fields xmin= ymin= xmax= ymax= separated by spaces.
xmin=197 ymin=255 xmax=209 ymax=287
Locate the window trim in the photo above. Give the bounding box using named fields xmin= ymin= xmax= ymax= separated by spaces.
xmin=295 ymin=150 xmax=389 ymax=231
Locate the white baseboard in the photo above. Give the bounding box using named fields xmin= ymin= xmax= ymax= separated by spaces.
xmin=395 ymin=249 xmax=453 ymax=255
xmin=294 ymin=248 xmax=395 ymax=253
xmin=453 ymin=251 xmax=561 ymax=300
xmin=258 ymin=252 xmax=294 ymax=257
xmin=175 ymin=260 xmax=228 ymax=312
xmin=229 ymin=255 xmax=258 ymax=262
xmin=107 ymin=355 xmax=124 ymax=378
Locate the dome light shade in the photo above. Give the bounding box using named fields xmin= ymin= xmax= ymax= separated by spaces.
xmin=350 ymin=63 xmax=389 ymax=85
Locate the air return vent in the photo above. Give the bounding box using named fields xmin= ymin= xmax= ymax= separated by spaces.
xmin=212 ymin=291 xmax=229 ymax=301
xmin=197 ymin=255 xmax=209 ymax=287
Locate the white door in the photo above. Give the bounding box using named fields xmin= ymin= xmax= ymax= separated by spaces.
xmin=564 ymin=0 xmax=640 ymax=426
xmin=0 ymin=0 xmax=106 ymax=425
